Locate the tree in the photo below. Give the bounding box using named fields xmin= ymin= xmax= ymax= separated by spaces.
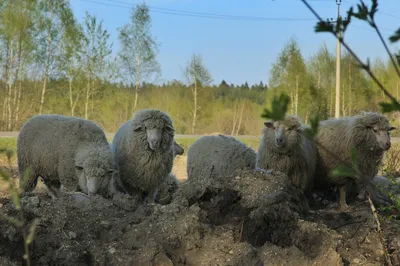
xmin=218 ymin=79 xmax=229 ymax=89
xmin=80 ymin=12 xmax=113 ymax=119
xmin=308 ymin=43 xmax=335 ymax=118
xmin=184 ymin=53 xmax=212 ymax=134
xmin=35 ymin=0 xmax=76 ymax=114
xmin=118 ymin=3 xmax=161 ymax=114
xmin=269 ymin=38 xmax=308 ymax=116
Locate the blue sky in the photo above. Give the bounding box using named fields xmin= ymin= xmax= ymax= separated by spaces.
xmin=70 ymin=0 xmax=400 ymax=86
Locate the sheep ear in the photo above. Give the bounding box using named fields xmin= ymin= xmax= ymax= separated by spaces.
xmin=389 ymin=126 xmax=397 ymax=131
xmin=264 ymin=122 xmax=274 ymax=129
xmin=166 ymin=125 xmax=175 ymax=131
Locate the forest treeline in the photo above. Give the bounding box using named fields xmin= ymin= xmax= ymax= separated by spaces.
xmin=0 ymin=1 xmax=399 ymax=135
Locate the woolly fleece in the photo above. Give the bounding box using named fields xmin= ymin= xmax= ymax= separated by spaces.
xmin=256 ymin=115 xmax=317 ymax=193
xmin=17 ymin=114 xmax=117 ymax=197
xmin=111 ymin=109 xmax=175 ymax=201
xmin=314 ymin=112 xmax=394 ymax=190
xmin=186 ymin=134 xmax=256 ymax=181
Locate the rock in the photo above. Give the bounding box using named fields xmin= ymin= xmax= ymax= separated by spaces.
xmin=108 ymin=247 xmax=116 ymax=255
xmin=153 ymin=252 xmax=174 ymax=266
xmin=68 ymin=231 xmax=76 ymax=239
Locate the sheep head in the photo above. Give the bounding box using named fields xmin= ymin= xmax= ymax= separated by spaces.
xmin=75 ymin=145 xmax=118 ymax=196
xmin=132 ymin=109 xmax=175 ymax=152
xmin=173 ymin=140 xmax=184 ymax=157
xmin=263 ymin=115 xmax=302 ymax=152
xmin=358 ymin=111 xmax=396 ymax=151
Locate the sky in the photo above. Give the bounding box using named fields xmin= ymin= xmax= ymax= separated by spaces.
xmin=69 ymin=0 xmax=400 ymax=86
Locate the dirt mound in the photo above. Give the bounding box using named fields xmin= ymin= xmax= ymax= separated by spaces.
xmin=0 ymin=169 xmax=399 ymax=265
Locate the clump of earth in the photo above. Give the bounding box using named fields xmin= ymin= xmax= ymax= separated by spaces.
xmin=1 ymin=169 xmax=400 ymax=266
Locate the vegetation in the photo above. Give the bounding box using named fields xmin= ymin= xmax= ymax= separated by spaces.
xmin=0 ymin=1 xmax=399 ymax=136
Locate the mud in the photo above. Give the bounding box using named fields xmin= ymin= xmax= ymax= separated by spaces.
xmin=1 ymin=169 xmax=400 ymax=266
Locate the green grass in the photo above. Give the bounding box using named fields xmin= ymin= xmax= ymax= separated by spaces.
xmin=0 ymin=136 xmax=260 ymax=165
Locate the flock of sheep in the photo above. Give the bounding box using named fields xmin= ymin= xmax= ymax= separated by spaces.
xmin=16 ymin=109 xmax=396 ymax=211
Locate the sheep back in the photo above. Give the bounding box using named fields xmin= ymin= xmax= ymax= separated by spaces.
xmin=186 ymin=134 xmax=256 ymax=181
xmin=315 ymin=112 xmax=393 ymax=188
xmin=111 ymin=109 xmax=175 ymax=197
xmin=17 ymin=114 xmax=114 ymax=196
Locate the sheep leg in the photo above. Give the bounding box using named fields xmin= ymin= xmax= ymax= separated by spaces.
xmin=144 ymin=188 xmax=159 ymax=204
xmin=338 ymin=185 xmax=350 ymax=211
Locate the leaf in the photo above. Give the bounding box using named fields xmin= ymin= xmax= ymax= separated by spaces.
xmin=9 ymin=185 xmax=21 ymax=211
xmin=261 ymin=93 xmax=290 ymax=121
xmin=331 ymin=164 xmax=358 ymax=179
xmin=370 ymin=0 xmax=379 ymax=20
xmin=342 ymin=7 xmax=353 ymax=32
xmin=0 ymin=212 xmax=23 ymax=227
xmin=379 ymin=101 xmax=400 ymax=113
xmin=315 ymin=21 xmax=334 ymax=33
xmin=389 ymin=28 xmax=400 ymax=43
xmin=0 ymin=168 xmax=10 ymax=182
xmin=350 ymin=147 xmax=359 ymax=171
xmin=26 ymin=219 xmax=39 ymax=245
xmin=20 ymin=168 xmax=32 ymax=190
xmin=302 ymin=115 xmax=320 ymax=139
xmin=353 ymin=1 xmax=368 ymax=21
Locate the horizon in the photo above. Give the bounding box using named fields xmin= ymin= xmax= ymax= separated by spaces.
xmin=69 ymin=0 xmax=400 ymax=86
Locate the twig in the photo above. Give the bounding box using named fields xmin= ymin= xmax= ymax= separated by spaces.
xmin=373 ymin=25 xmax=400 ymax=79
xmin=300 ymin=0 xmax=399 ymax=105
xmin=331 ymin=218 xmax=367 ymax=230
xmin=367 ymin=192 xmax=392 ymax=266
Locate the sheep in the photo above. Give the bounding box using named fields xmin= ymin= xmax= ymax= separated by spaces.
xmin=314 ymin=111 xmax=396 ymax=211
xmin=155 ymin=140 xmax=185 ymax=205
xmin=111 ymin=109 xmax=175 ymax=203
xmin=186 ymin=134 xmax=256 ymax=181
xmin=255 ymin=115 xmax=317 ymax=194
xmin=17 ymin=114 xmax=118 ymax=198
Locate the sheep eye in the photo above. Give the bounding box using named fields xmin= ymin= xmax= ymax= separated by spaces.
xmin=75 ymin=166 xmax=84 ymax=171
xmin=372 ymin=128 xmax=378 ymax=133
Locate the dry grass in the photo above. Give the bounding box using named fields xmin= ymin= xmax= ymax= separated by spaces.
xmin=380 ymin=143 xmax=400 ymax=177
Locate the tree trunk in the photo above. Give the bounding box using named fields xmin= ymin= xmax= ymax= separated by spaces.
xmin=69 ymin=78 xmax=79 ymax=116
xmin=85 ymin=78 xmax=90 ymax=119
xmin=15 ymin=61 xmax=24 ymax=128
xmin=133 ymin=24 xmax=143 ymax=114
xmin=39 ymin=0 xmax=54 ymax=115
xmin=295 ymin=74 xmax=299 ymax=116
xmin=7 ymin=42 xmax=15 ymax=131
xmin=231 ymin=100 xmax=238 ymax=136
xmin=235 ymin=101 xmax=245 ymax=136
xmin=192 ymin=78 xmax=197 ymax=134
xmin=348 ymin=60 xmax=352 ymax=115
xmin=2 ymin=44 xmax=10 ymax=130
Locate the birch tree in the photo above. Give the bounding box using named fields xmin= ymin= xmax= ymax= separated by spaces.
xmin=118 ymin=3 xmax=161 ymax=114
xmin=184 ymin=53 xmax=212 ymax=134
xmin=80 ymin=12 xmax=112 ymax=119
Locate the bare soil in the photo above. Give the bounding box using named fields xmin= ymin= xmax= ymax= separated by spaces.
xmin=1 ymin=160 xmax=400 ymax=265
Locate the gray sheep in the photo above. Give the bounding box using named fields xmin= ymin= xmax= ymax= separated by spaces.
xmin=111 ymin=109 xmax=175 ymax=203
xmin=314 ymin=111 xmax=396 ymax=211
xmin=17 ymin=114 xmax=118 ymax=198
xmin=255 ymin=115 xmax=317 ymax=194
xmin=186 ymin=134 xmax=256 ymax=180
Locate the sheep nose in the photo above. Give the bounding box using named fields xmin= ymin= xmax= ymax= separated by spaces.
xmin=276 ymin=138 xmax=283 ymax=144
xmin=151 ymin=139 xmax=160 ymax=147
xmin=386 ymin=141 xmax=391 ymax=149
